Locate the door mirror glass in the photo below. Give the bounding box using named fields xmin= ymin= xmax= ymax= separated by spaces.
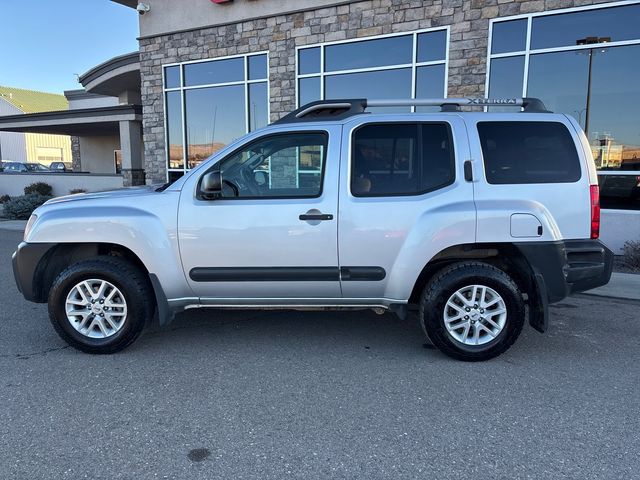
xmin=200 ymin=171 xmax=222 ymax=199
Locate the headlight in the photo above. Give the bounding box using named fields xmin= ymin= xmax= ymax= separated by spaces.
xmin=24 ymin=214 xmax=37 ymax=241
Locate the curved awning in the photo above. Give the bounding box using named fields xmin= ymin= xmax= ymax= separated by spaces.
xmin=79 ymin=52 xmax=140 ymax=97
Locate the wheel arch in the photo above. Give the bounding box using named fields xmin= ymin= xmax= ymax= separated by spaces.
xmin=408 ymin=243 xmax=537 ymax=307
xmin=32 ymin=242 xmax=150 ymax=303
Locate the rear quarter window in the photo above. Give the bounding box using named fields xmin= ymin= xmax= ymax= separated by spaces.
xmin=477 ymin=121 xmax=581 ymax=184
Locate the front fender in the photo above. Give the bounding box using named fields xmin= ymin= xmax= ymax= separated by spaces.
xmin=26 ymin=202 xmax=190 ymax=301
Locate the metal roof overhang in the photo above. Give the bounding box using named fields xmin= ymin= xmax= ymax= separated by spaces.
xmin=0 ymin=105 xmax=142 ymax=136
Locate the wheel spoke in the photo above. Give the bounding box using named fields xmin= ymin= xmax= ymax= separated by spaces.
xmin=486 ymin=308 xmax=506 ymax=318
xmin=478 ymin=323 xmax=497 ymax=338
xmin=454 ymin=291 xmax=470 ymax=306
xmin=479 ymin=287 xmax=487 ymax=307
xmin=104 ymin=315 xmax=119 ymax=330
xmin=484 ymin=316 xmax=502 ymax=330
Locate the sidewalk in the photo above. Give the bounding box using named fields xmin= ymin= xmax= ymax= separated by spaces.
xmin=582 ymin=272 xmax=640 ymax=301
xmin=0 ymin=218 xmax=637 ymax=300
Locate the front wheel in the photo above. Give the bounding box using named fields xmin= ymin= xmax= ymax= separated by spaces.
xmin=420 ymin=262 xmax=525 ymax=361
xmin=48 ymin=256 xmax=155 ymax=354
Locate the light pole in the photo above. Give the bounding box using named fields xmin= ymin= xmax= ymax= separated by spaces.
xmin=576 ymin=36 xmax=610 ymax=140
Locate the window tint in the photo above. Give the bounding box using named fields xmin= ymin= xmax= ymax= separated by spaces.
xmin=184 ymin=58 xmax=244 ymax=87
xmin=214 ymin=133 xmax=328 ymax=198
xmin=477 ymin=122 xmax=581 ymax=184
xmin=351 ymin=123 xmax=454 ymax=197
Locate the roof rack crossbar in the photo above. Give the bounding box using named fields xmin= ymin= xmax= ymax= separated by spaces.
xmin=274 ymin=97 xmax=550 ymax=124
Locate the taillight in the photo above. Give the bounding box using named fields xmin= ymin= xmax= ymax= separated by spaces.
xmin=590 ymin=184 xmax=600 ymax=239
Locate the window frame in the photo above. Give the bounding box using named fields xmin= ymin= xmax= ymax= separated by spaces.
xmin=162 ymin=51 xmax=270 ymax=181
xmin=349 ymin=121 xmax=456 ymax=198
xmin=295 ymin=28 xmax=450 ymax=112
xmin=197 ymin=130 xmax=330 ymax=201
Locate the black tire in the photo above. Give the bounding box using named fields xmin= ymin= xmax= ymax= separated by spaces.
xmin=48 ymin=256 xmax=154 ymax=354
xmin=419 ymin=262 xmax=525 ymax=362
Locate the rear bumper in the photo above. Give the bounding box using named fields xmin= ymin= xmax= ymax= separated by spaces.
xmin=12 ymin=242 xmax=55 ymax=302
xmin=515 ymin=239 xmax=614 ymax=303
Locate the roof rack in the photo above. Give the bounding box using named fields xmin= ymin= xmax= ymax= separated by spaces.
xmin=275 ymin=97 xmax=550 ymax=124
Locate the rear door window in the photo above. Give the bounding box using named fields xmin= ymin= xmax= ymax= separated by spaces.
xmin=351 ymin=123 xmax=455 ymax=196
xmin=477 ymin=121 xmax=581 ymax=184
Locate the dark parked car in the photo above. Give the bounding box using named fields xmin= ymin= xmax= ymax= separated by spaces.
xmin=49 ymin=161 xmax=73 ymax=173
xmin=2 ymin=162 xmax=50 ymax=173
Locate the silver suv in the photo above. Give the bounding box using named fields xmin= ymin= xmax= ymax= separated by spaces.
xmin=12 ymin=98 xmax=613 ymax=361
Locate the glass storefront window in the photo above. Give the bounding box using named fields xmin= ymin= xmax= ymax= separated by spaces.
xmin=325 ymin=69 xmax=413 ymax=113
xmin=164 ymin=66 xmax=181 ymax=89
xmin=298 ymin=47 xmax=321 ymax=75
xmin=491 ymin=19 xmax=527 ymax=54
xmin=297 ymin=29 xmax=449 ymax=111
xmin=184 ymin=57 xmax=244 ymax=87
xmin=165 ymin=91 xmax=184 ymax=169
xmin=164 ymin=52 xmax=269 ymax=178
xmin=324 ymin=35 xmax=413 ymax=72
xmin=417 ymin=30 xmax=447 ymax=62
xmin=488 ymin=3 xmax=640 ymax=210
xmin=531 ymin=3 xmax=640 ymax=50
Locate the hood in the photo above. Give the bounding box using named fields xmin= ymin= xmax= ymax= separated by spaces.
xmin=44 ymin=185 xmax=163 ymax=206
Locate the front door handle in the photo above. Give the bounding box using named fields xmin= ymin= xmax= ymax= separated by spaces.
xmin=299 ymin=210 xmax=333 ymax=221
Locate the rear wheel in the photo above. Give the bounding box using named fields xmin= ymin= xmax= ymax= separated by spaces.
xmin=420 ymin=262 xmax=525 ymax=361
xmin=48 ymin=256 xmax=154 ymax=354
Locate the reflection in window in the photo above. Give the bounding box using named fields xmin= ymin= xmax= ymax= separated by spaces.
xmin=417 ymin=30 xmax=447 ymax=62
xmin=299 ymin=77 xmax=321 ymax=106
xmin=531 ymin=4 xmax=640 ymax=50
xmin=216 ymin=133 xmax=328 ymax=198
xmin=184 ymin=57 xmax=244 ymax=87
xmin=487 ymin=56 xmax=524 ymax=112
xmin=298 ymin=47 xmax=321 ymax=75
xmin=527 ymin=51 xmax=587 ymax=126
xmin=164 ymin=53 xmax=269 ymax=176
xmin=491 ymin=19 xmax=527 ymax=54
xmin=415 ymin=64 xmax=446 ymax=113
xmin=489 ymin=4 xmax=640 ymax=209
xmin=185 ymin=85 xmax=246 ymax=169
xmin=298 ymin=29 xmax=448 ymax=111
xmin=325 ymin=35 xmax=413 ymax=72
xmin=325 ymin=69 xmax=412 ymax=113
xmin=166 ymin=91 xmax=184 ymax=169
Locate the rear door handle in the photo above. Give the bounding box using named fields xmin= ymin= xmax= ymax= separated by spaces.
xmin=299 ymin=213 xmax=333 ymax=221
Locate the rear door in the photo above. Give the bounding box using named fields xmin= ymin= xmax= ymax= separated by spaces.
xmin=466 ymin=114 xmax=591 ymax=241
xmin=338 ymin=115 xmax=475 ymax=301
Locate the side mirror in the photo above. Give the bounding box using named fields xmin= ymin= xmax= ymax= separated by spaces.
xmin=201 ymin=170 xmax=222 ymax=199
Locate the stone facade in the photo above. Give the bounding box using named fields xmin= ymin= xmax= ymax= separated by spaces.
xmin=139 ymin=0 xmax=615 ymax=184
xmin=70 ymin=136 xmax=81 ymax=172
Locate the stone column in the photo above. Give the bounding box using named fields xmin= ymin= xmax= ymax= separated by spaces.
xmin=70 ymin=136 xmax=82 ymax=172
xmin=119 ymin=120 xmax=146 ymax=186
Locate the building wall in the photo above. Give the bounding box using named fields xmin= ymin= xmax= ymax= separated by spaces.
xmin=139 ymin=0 xmax=615 ymax=184
xmin=78 ymin=135 xmax=121 ymax=174
xmin=0 ymin=98 xmax=27 ymax=162
xmin=0 ymin=172 xmax=123 ymax=197
xmin=24 ymin=133 xmax=72 ymax=164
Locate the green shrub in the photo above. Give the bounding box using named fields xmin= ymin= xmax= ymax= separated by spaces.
xmin=622 ymin=240 xmax=640 ymax=271
xmin=69 ymin=188 xmax=87 ymax=195
xmin=3 ymin=194 xmax=52 ymax=220
xmin=24 ymin=182 xmax=53 ymax=196
xmin=0 ymin=194 xmax=10 ymax=204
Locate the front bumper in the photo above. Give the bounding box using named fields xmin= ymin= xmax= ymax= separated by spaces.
xmin=12 ymin=242 xmax=56 ymax=302
xmin=516 ymin=239 xmax=614 ymax=303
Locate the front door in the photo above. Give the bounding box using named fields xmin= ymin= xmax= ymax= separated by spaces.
xmin=178 ymin=126 xmax=341 ymax=302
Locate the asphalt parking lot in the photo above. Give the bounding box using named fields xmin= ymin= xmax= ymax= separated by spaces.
xmin=1 ymin=228 xmax=639 ymax=480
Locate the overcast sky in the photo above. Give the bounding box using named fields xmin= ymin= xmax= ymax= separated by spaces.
xmin=0 ymin=0 xmax=139 ymax=94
